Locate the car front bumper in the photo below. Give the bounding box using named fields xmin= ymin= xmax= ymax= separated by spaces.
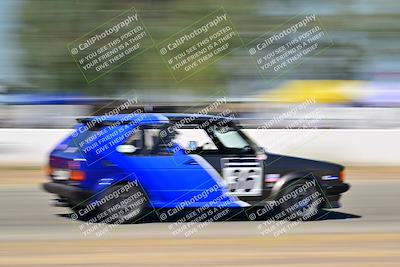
xmin=322 ymin=182 xmax=350 ymax=208
xmin=325 ymin=182 xmax=350 ymax=195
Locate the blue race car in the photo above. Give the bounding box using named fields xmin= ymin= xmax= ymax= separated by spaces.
xmin=43 ymin=113 xmax=350 ymax=223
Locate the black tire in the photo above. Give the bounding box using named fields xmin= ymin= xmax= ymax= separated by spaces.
xmin=276 ymin=179 xmax=323 ymax=221
xmin=70 ymin=205 xmax=96 ymax=222
xmin=70 ymin=183 xmax=148 ymax=224
xmin=98 ymin=183 xmax=148 ymax=224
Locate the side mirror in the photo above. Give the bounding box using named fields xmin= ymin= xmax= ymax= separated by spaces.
xmin=116 ymin=145 xmax=137 ymax=154
xmin=256 ymin=147 xmax=268 ymax=160
xmin=257 ymin=147 xmax=266 ymax=154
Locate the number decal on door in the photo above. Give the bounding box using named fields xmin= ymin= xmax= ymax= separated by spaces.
xmin=221 ymin=158 xmax=263 ymax=196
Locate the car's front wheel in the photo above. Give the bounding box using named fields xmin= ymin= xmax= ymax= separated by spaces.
xmin=276 ymin=179 xmax=323 ymax=221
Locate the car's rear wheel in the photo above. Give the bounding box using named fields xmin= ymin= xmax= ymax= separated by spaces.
xmin=98 ymin=183 xmax=148 ymax=224
xmin=71 ymin=183 xmax=148 ymax=224
xmin=276 ymin=179 xmax=322 ymax=221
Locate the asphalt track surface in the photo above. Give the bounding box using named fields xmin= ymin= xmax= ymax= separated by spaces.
xmin=1 ymin=168 xmax=399 ymax=266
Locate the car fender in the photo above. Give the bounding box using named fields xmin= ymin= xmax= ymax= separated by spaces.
xmin=269 ymin=171 xmax=317 ymax=200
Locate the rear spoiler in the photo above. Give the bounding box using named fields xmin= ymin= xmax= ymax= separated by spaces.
xmin=76 ymin=117 xmax=132 ymax=126
xmin=76 ymin=117 xmax=93 ymax=123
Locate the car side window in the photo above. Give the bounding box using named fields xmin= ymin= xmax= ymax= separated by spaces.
xmin=124 ymin=128 xmax=143 ymax=152
xmin=145 ymin=126 xmax=177 ymax=155
xmin=144 ymin=128 xmax=162 ymax=151
xmin=123 ymin=125 xmax=177 ymax=156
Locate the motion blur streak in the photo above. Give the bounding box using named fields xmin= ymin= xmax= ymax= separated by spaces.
xmin=1 ymin=234 xmax=400 ymax=266
xmin=0 ymin=169 xmax=399 ymax=266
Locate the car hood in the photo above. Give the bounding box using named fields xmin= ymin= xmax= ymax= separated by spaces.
xmin=264 ymin=153 xmax=344 ymax=177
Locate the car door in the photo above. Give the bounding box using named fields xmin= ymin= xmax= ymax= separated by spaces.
xmin=108 ymin=126 xmax=239 ymax=209
xmin=204 ymin=125 xmax=265 ymax=197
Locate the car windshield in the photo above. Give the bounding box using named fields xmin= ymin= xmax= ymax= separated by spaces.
xmin=210 ymin=125 xmax=250 ymax=149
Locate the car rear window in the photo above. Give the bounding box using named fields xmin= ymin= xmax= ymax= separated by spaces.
xmin=68 ymin=128 xmax=102 ymax=148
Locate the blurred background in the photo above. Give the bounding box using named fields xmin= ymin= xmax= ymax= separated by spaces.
xmin=0 ymin=0 xmax=400 ymax=129
xmin=1 ymin=3 xmax=400 ymax=266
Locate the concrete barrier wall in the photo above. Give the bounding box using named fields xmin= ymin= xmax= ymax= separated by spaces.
xmin=0 ymin=129 xmax=399 ymax=167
